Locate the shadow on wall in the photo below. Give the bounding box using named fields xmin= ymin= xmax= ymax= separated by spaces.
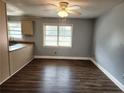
xmin=94 ymin=2 xmax=124 ymax=87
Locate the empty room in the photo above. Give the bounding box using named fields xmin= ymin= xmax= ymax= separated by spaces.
xmin=0 ymin=0 xmax=124 ymax=93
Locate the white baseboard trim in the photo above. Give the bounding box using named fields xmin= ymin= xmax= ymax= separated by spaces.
xmin=1 ymin=56 xmax=124 ymax=92
xmin=34 ymin=56 xmax=91 ymax=60
xmin=0 ymin=57 xmax=34 ymax=85
xmin=90 ymin=58 xmax=124 ymax=92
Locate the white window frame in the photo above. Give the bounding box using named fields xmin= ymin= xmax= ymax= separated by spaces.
xmin=43 ymin=23 xmax=73 ymax=48
xmin=8 ymin=21 xmax=22 ymax=38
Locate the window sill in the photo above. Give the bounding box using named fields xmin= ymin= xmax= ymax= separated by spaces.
xmin=43 ymin=46 xmax=72 ymax=48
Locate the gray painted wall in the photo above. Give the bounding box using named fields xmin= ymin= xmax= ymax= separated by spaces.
xmin=94 ymin=3 xmax=124 ymax=85
xmin=34 ymin=18 xmax=94 ymax=57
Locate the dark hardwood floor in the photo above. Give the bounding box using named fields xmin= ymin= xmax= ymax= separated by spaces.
xmin=0 ymin=59 xmax=123 ymax=93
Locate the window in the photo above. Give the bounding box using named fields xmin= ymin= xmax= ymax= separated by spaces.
xmin=43 ymin=24 xmax=72 ymax=47
xmin=8 ymin=21 xmax=22 ymax=38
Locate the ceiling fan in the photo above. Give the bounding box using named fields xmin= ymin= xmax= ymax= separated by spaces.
xmin=32 ymin=2 xmax=81 ymax=17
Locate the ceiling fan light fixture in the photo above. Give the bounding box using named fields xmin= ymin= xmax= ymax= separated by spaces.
xmin=58 ymin=10 xmax=68 ymax=18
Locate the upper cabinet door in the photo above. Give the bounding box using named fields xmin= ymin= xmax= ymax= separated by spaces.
xmin=22 ymin=21 xmax=34 ymax=36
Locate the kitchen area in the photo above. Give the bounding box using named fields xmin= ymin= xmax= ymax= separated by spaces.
xmin=0 ymin=0 xmax=34 ymax=84
xmin=8 ymin=16 xmax=34 ymax=75
xmin=0 ymin=0 xmax=35 ymax=85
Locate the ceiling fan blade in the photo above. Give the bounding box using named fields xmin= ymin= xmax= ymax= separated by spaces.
xmin=67 ymin=10 xmax=81 ymax=16
xmin=30 ymin=3 xmax=58 ymax=8
xmin=68 ymin=5 xmax=81 ymax=10
xmin=29 ymin=3 xmax=59 ymax=11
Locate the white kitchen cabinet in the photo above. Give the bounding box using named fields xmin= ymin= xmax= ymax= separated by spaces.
xmin=9 ymin=44 xmax=33 ymax=75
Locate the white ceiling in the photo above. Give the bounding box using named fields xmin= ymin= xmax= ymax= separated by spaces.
xmin=5 ymin=0 xmax=124 ymax=18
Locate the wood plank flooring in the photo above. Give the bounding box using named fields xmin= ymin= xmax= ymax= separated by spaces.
xmin=0 ymin=59 xmax=123 ymax=93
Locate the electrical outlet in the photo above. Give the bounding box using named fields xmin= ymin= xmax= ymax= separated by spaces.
xmin=54 ymin=51 xmax=57 ymax=55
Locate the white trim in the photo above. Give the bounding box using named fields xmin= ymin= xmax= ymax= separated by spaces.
xmin=90 ymin=58 xmax=124 ymax=92
xmin=34 ymin=56 xmax=124 ymax=92
xmin=1 ymin=56 xmax=124 ymax=92
xmin=0 ymin=57 xmax=34 ymax=85
xmin=34 ymin=56 xmax=91 ymax=60
xmin=43 ymin=24 xmax=73 ymax=47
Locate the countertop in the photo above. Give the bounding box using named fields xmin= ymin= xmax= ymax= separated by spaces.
xmin=9 ymin=44 xmax=26 ymax=52
xmin=9 ymin=40 xmax=34 ymax=44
